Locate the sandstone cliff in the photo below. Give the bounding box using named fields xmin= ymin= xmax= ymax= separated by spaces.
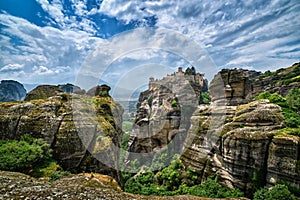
xmin=0 ymin=84 xmax=124 ymax=183
xmin=209 ymin=62 xmax=300 ymax=105
xmin=128 ymin=63 xmax=300 ymax=196
xmin=127 ymin=67 xmax=208 ymax=168
xmin=182 ymin=64 xmax=300 ymax=196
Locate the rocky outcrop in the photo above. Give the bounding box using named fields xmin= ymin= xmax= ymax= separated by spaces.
xmin=0 ymin=85 xmax=124 ymax=183
xmin=209 ymin=62 xmax=300 ymax=106
xmin=0 ymin=171 xmax=232 ymax=200
xmin=181 ymin=99 xmax=300 ymax=196
xmin=267 ymin=135 xmax=300 ymax=187
xmin=58 ymin=83 xmax=83 ymax=94
xmin=0 ymin=80 xmax=27 ymax=102
xmin=24 ymin=85 xmax=64 ymax=101
xmin=209 ymin=68 xmax=261 ymax=105
xmin=253 ymin=62 xmax=300 ymax=96
xmin=126 ymin=67 xmax=207 ymax=168
xmin=86 ymin=84 xmax=111 ymax=97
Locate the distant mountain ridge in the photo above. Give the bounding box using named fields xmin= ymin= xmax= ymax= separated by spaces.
xmin=0 ymin=80 xmax=27 ymax=102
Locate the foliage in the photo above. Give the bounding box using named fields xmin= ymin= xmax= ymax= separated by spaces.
xmin=255 ymin=91 xmax=300 ymax=129
xmin=32 ymin=160 xmax=62 ymax=178
xmin=0 ymin=134 xmax=52 ymax=173
xmin=171 ymin=99 xmax=178 ymax=108
xmin=200 ymin=91 xmax=210 ymax=104
xmin=256 ymin=91 xmax=287 ymax=107
xmin=259 ymin=70 xmax=276 ymax=78
xmin=286 ymin=87 xmax=300 ymax=112
xmin=123 ymin=156 xmax=244 ymax=198
xmin=277 ymin=127 xmax=300 ymax=137
xmin=188 ymin=176 xmax=244 ymax=198
xmin=122 ymin=121 xmax=133 ymax=133
xmin=124 ymin=171 xmax=155 ymax=195
xmin=253 ymin=184 xmax=296 ymax=200
xmin=0 ymin=134 xmax=69 ymax=180
xmin=49 ymin=170 xmax=70 ymax=182
xmin=121 ymin=133 xmax=130 ymax=149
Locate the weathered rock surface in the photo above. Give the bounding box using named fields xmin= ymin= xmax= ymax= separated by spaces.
xmin=127 ymin=63 xmax=300 ymax=195
xmin=0 ymin=80 xmax=27 ymax=102
xmin=209 ymin=62 xmax=300 ymax=106
xmin=0 ymin=171 xmax=240 ymax=200
xmin=127 ymin=67 xmax=207 ymax=168
xmin=253 ymin=62 xmax=300 ymax=96
xmin=209 ymin=68 xmax=261 ymax=105
xmin=24 ymin=85 xmax=64 ymax=101
xmin=182 ymin=99 xmax=300 ymax=196
xmin=0 ymin=85 xmax=124 ymax=183
xmin=58 ymin=83 xmax=83 ymax=94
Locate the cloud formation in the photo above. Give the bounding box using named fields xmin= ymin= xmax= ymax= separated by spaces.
xmin=0 ymin=0 xmax=299 ymax=87
xmin=99 ymin=0 xmax=300 ymax=69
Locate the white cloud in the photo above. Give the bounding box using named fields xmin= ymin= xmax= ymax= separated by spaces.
xmin=0 ymin=64 xmax=24 ymax=72
xmin=99 ymin=0 xmax=300 ymax=71
xmin=1 ymin=0 xmax=299 ymax=87
xmin=0 ymin=13 xmax=103 ymax=84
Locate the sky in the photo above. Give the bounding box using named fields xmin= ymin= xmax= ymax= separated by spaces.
xmin=0 ymin=0 xmax=300 ymax=93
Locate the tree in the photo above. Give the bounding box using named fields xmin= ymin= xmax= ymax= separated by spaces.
xmin=286 ymin=88 xmax=300 ymax=112
xmin=253 ymin=184 xmax=296 ymax=200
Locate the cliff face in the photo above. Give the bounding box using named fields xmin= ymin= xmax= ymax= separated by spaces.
xmin=127 ymin=68 xmax=208 ymax=167
xmin=128 ymin=63 xmax=300 ymax=195
xmin=182 ymin=99 xmax=300 ymax=195
xmin=0 ymin=85 xmax=124 ymax=183
xmin=209 ymin=62 xmax=300 ymax=104
xmin=0 ymin=80 xmax=27 ymax=102
xmin=182 ymin=64 xmax=300 ymax=195
xmin=209 ymin=68 xmax=261 ymax=105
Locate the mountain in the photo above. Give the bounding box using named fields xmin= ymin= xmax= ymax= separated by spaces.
xmin=0 ymin=80 xmax=27 ymax=102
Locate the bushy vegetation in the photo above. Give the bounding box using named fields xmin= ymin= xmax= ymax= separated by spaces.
xmin=253 ymin=184 xmax=296 ymax=200
xmin=200 ymin=91 xmax=210 ymax=104
xmin=0 ymin=134 xmax=69 ymax=180
xmin=0 ymin=134 xmax=52 ymax=173
xmin=123 ymin=155 xmax=243 ymax=198
xmin=255 ymin=90 xmax=300 ymax=135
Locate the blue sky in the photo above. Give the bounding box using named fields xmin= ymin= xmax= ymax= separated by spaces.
xmin=0 ymin=0 xmax=299 ymax=92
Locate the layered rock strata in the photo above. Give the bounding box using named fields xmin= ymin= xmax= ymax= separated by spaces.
xmin=0 ymin=85 xmax=124 ymax=183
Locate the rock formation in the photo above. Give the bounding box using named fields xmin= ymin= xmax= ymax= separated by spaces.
xmin=127 ymin=63 xmax=300 ymax=196
xmin=253 ymin=62 xmax=300 ymax=96
xmin=126 ymin=67 xmax=208 ymax=169
xmin=0 ymin=171 xmax=224 ymax=200
xmin=0 ymin=80 xmax=27 ymax=102
xmin=58 ymin=83 xmax=83 ymax=94
xmin=209 ymin=62 xmax=300 ymax=105
xmin=181 ymin=64 xmax=300 ymax=196
xmin=0 ymin=85 xmax=124 ymax=183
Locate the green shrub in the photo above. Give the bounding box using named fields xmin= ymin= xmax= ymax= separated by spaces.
xmin=123 ymin=157 xmax=243 ymax=198
xmin=188 ymin=176 xmax=243 ymax=198
xmin=49 ymin=170 xmax=70 ymax=182
xmin=253 ymin=184 xmax=296 ymax=200
xmin=200 ymin=91 xmax=210 ymax=104
xmin=286 ymin=88 xmax=300 ymax=112
xmin=282 ymin=108 xmax=300 ymax=128
xmin=256 ymin=91 xmax=300 ymax=128
xmin=256 ymin=91 xmax=271 ymax=101
xmin=124 ymin=171 xmax=155 ymax=195
xmin=171 ymin=99 xmax=178 ymax=108
xmin=0 ymin=134 xmax=52 ymax=173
